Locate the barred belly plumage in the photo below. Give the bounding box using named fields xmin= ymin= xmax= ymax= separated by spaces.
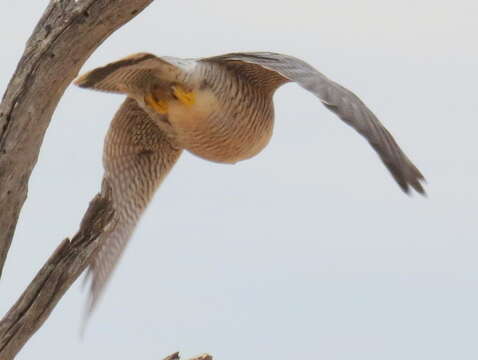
xmin=169 ymin=64 xmax=276 ymax=163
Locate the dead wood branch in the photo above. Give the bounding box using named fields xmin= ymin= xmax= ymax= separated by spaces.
xmin=0 ymin=191 xmax=114 ymax=360
xmin=165 ymin=352 xmax=213 ymax=360
xmin=0 ymin=0 xmax=155 ymax=279
xmin=0 ymin=0 xmax=157 ymax=358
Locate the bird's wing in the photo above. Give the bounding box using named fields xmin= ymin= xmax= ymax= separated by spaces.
xmin=75 ymin=53 xmax=197 ymax=94
xmin=204 ymin=52 xmax=425 ymax=194
xmin=86 ymin=97 xmax=182 ymax=314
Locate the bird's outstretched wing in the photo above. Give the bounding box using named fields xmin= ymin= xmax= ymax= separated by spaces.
xmin=85 ymin=97 xmax=181 ymax=313
xmin=75 ymin=53 xmax=197 ymax=94
xmin=75 ymin=53 xmax=166 ymax=93
xmin=204 ymin=52 xmax=425 ymax=194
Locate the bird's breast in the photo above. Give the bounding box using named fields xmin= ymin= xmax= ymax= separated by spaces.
xmin=167 ymin=87 xmax=274 ymax=163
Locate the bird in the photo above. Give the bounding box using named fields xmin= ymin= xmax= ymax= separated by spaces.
xmin=75 ymin=51 xmax=425 ymax=313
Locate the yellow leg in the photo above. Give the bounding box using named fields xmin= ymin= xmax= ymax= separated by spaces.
xmin=172 ymin=85 xmax=195 ymax=106
xmin=144 ymin=94 xmax=168 ymax=114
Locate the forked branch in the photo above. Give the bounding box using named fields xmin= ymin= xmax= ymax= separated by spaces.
xmin=0 ymin=0 xmax=156 ymax=358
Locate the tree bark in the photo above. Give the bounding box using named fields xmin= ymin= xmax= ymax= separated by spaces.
xmin=0 ymin=0 xmax=155 ymax=279
xmin=0 ymin=191 xmax=114 ymax=360
xmin=0 ymin=0 xmax=158 ymax=357
xmin=163 ymin=352 xmax=213 ymax=360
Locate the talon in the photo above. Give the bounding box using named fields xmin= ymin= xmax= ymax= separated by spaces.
xmin=144 ymin=94 xmax=168 ymax=114
xmin=172 ymin=85 xmax=195 ymax=106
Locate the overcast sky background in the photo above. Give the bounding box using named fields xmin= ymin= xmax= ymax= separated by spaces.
xmin=1 ymin=1 xmax=477 ymax=359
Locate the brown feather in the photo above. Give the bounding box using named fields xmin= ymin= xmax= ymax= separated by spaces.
xmin=86 ymin=97 xmax=181 ymax=312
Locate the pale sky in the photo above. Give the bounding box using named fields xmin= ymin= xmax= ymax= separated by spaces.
xmin=1 ymin=1 xmax=477 ymax=359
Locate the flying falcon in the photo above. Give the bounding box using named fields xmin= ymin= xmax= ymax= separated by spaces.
xmin=75 ymin=51 xmax=425 ymax=312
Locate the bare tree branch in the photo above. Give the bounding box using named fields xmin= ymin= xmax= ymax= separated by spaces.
xmin=0 ymin=0 xmax=163 ymax=357
xmin=0 ymin=0 xmax=155 ymax=279
xmin=164 ymin=353 xmax=213 ymax=360
xmin=0 ymin=191 xmax=115 ymax=360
